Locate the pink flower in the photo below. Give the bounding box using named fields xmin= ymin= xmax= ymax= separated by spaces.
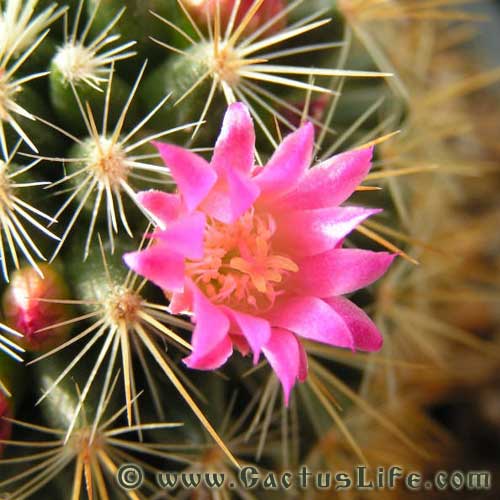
xmin=124 ymin=103 xmax=395 ymax=404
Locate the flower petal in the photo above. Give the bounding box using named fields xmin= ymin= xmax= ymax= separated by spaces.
xmin=280 ymin=147 xmax=373 ymax=210
xmin=267 ymin=296 xmax=354 ymax=349
xmin=153 ymin=141 xmax=217 ymax=212
xmin=223 ymin=307 xmax=271 ymax=364
xmin=325 ymin=296 xmax=383 ymax=351
xmin=154 ymin=212 xmax=206 ymax=259
xmin=254 ymin=122 xmax=313 ymax=202
xmin=231 ymin=333 xmax=251 ymax=357
xmin=262 ymin=328 xmax=302 ymax=406
xmin=275 ymin=206 xmax=381 ymax=257
xmin=291 ymin=249 xmax=395 ymax=297
xmin=227 ymin=167 xmax=260 ymax=221
xmin=201 ymin=167 xmax=260 ymax=223
xmin=136 ymin=190 xmax=180 ymax=225
xmin=183 ymin=284 xmax=231 ymax=370
xmin=169 ymin=288 xmax=193 ymax=315
xmin=123 ymin=244 xmax=185 ymax=292
xmin=211 ymin=102 xmax=255 ymax=175
xmin=184 ymin=336 xmax=233 ymax=370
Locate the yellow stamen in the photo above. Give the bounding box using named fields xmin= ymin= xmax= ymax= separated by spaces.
xmin=186 ymin=209 xmax=298 ymax=310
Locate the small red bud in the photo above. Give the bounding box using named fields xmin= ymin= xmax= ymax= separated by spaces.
xmin=185 ymin=0 xmax=287 ymax=38
xmin=2 ymin=264 xmax=72 ymax=352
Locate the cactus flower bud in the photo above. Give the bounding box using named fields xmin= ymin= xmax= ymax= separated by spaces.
xmin=184 ymin=0 xmax=287 ymax=37
xmin=2 ymin=264 xmax=72 ymax=353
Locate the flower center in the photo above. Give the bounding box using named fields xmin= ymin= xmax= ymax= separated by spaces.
xmin=187 ymin=210 xmax=298 ymax=310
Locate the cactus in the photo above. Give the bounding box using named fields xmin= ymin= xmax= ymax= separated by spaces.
xmin=0 ymin=0 xmax=499 ymax=498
